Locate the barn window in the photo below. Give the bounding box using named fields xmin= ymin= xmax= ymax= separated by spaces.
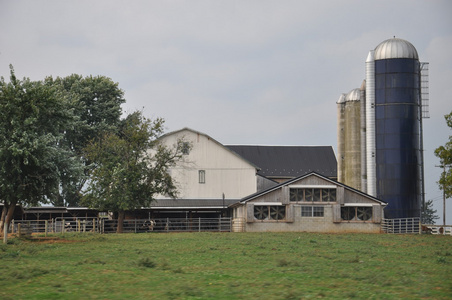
xmin=181 ymin=142 xmax=191 ymax=155
xmin=341 ymin=206 xmax=372 ymax=221
xmin=301 ymin=206 xmax=312 ymax=217
xmin=254 ymin=205 xmax=285 ymax=221
xmin=313 ymin=206 xmax=324 ymax=217
xmin=301 ymin=206 xmax=324 ymax=217
xmin=290 ymin=188 xmax=336 ymax=202
xmin=199 ymin=170 xmax=205 ymax=184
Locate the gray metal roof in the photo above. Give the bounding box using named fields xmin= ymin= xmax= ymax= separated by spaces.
xmin=150 ymin=199 xmax=239 ymax=209
xmin=374 ymin=38 xmax=418 ymax=60
xmin=337 ymin=93 xmax=346 ymax=104
xmin=345 ymin=88 xmax=361 ymax=101
xmin=225 ymin=145 xmax=337 ymax=179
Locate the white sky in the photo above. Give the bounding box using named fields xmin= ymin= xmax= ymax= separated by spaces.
xmin=1 ymin=0 xmax=451 ymax=224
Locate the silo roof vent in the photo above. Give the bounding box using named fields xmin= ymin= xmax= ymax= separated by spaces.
xmin=374 ymin=38 xmax=418 ymax=60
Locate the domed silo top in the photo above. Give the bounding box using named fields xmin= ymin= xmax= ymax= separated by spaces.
xmin=345 ymin=88 xmax=361 ymax=102
xmin=374 ymin=38 xmax=418 ymax=60
xmin=337 ymin=93 xmax=346 ymax=104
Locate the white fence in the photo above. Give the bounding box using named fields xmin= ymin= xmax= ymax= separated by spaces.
xmin=422 ymin=225 xmax=452 ymax=235
xmin=382 ymin=218 xmax=452 ymax=235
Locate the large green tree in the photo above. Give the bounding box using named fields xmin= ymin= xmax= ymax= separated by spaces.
xmin=434 ymin=111 xmax=452 ymax=199
xmin=0 ymin=67 xmax=79 ymax=234
xmin=47 ymin=74 xmax=125 ymax=206
xmin=82 ymin=111 xmax=187 ymax=233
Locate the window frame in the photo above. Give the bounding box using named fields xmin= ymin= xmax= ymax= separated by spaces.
xmin=301 ymin=206 xmax=324 ymax=218
xmin=181 ymin=142 xmax=191 ymax=155
xmin=198 ymin=170 xmax=206 ymax=184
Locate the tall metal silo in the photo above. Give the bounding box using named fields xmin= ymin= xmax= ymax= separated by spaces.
xmin=344 ymin=89 xmax=362 ymax=191
xmin=370 ymin=38 xmax=422 ymax=218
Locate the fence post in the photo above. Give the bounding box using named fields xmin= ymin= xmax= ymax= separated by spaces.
xmin=45 ymin=220 xmax=48 ymax=237
xmin=62 ymin=219 xmax=65 ymax=233
xmin=199 ymin=217 xmax=201 ymax=232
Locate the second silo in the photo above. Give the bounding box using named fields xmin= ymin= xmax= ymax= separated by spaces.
xmin=344 ymin=89 xmax=362 ymax=191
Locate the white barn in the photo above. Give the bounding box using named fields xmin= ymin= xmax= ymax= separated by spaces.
xmin=151 ymin=127 xmax=386 ymax=233
xmin=152 ymin=128 xmax=259 ymax=217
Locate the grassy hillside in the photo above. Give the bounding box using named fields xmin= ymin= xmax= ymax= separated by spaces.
xmin=1 ymin=232 xmax=451 ymax=299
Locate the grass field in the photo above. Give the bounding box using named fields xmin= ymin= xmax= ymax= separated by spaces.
xmin=1 ymin=232 xmax=451 ymax=299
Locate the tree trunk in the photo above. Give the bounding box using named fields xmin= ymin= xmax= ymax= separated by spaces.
xmin=1 ymin=200 xmax=16 ymax=236
xmin=0 ymin=203 xmax=7 ymax=235
xmin=117 ymin=210 xmax=125 ymax=233
xmin=4 ymin=200 xmax=17 ymax=234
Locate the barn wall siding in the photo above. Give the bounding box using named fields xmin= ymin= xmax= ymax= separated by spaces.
xmin=237 ymin=174 xmax=385 ymax=233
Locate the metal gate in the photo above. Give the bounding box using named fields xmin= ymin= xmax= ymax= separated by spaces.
xmin=54 ymin=217 xmax=101 ymax=233
xmin=101 ymin=217 xmax=232 ymax=233
xmin=382 ymin=217 xmax=421 ymax=234
xmin=9 ymin=217 xmax=232 ymax=234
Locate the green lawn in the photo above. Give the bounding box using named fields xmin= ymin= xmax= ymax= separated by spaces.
xmin=1 ymin=232 xmax=451 ymax=299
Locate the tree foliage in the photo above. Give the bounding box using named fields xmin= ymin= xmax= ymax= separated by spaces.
xmin=421 ymin=199 xmax=439 ymax=224
xmin=0 ymin=66 xmax=79 ymax=233
xmin=434 ymin=111 xmax=452 ymax=199
xmin=47 ymin=74 xmax=125 ymax=206
xmin=81 ymin=111 xmax=187 ymax=232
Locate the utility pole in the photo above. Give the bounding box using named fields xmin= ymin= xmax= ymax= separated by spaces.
xmin=443 ymin=165 xmax=446 ymax=226
xmin=436 ymin=164 xmax=448 ymax=226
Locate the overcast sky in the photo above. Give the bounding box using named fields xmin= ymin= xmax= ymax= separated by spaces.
xmin=1 ymin=0 xmax=451 ymax=223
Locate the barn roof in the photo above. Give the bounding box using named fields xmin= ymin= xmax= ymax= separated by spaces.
xmin=226 ymin=145 xmax=337 ymax=179
xmin=159 ymin=127 xmax=260 ymax=171
xmin=150 ymin=199 xmax=239 ymax=209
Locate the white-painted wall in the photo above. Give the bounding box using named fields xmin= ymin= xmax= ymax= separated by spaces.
xmin=156 ymin=128 xmax=258 ymax=200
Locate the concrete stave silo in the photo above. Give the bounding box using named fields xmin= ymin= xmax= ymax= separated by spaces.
xmin=344 ymin=89 xmax=362 ymax=191
xmin=337 ymin=94 xmax=346 ymax=183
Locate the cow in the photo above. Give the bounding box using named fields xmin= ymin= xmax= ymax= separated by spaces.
xmin=140 ymin=220 xmax=155 ymax=232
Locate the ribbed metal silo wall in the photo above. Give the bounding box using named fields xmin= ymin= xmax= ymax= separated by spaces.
xmin=375 ymin=58 xmax=421 ymax=218
xmin=344 ymin=100 xmax=361 ymax=190
xmin=337 ymin=99 xmax=346 ymax=183
xmin=360 ymin=81 xmax=367 ymax=193
xmin=365 ymin=51 xmax=376 ymax=197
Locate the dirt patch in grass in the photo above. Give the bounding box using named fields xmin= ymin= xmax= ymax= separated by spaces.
xmin=24 ymin=237 xmax=80 ymax=244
